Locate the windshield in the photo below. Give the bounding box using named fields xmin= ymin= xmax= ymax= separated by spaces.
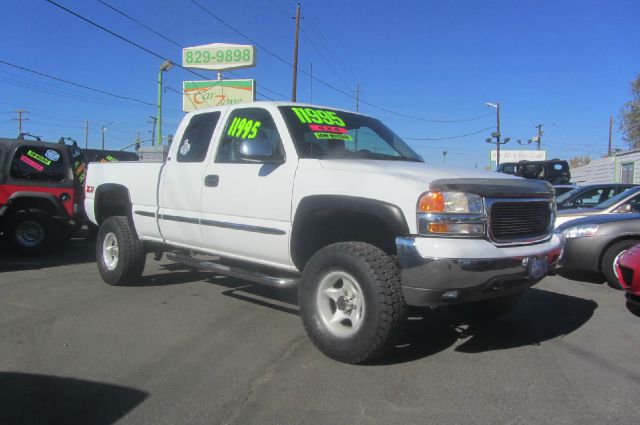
xmin=556 ymin=187 xmax=581 ymax=204
xmin=279 ymin=106 xmax=423 ymax=161
xmin=596 ymin=187 xmax=640 ymax=209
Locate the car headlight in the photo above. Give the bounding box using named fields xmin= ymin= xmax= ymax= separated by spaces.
xmin=562 ymin=224 xmax=599 ymax=239
xmin=417 ymin=191 xmax=485 ymax=236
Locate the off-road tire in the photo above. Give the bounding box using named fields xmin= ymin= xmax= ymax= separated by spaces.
xmin=96 ymin=216 xmax=146 ymax=285
xmin=2 ymin=209 xmax=61 ymax=256
xmin=299 ymin=242 xmax=407 ymax=364
xmin=602 ymin=240 xmax=639 ymax=290
xmin=449 ymin=293 xmax=522 ymax=322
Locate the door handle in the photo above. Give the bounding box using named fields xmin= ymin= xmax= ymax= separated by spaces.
xmin=204 ymin=175 xmax=219 ymax=187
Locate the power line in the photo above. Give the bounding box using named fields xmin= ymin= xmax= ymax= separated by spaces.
xmin=404 ymin=126 xmax=495 ymax=141
xmin=0 ymin=59 xmax=155 ymax=106
xmin=95 ymin=0 xmax=183 ymax=48
xmin=186 ymin=0 xmax=499 ymax=124
xmin=47 ymin=0 xmax=286 ymax=102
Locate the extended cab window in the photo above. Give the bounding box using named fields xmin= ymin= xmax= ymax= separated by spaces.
xmin=10 ymin=145 xmax=66 ymax=182
xmin=279 ymin=106 xmax=422 ymax=161
xmin=216 ymin=108 xmax=283 ymax=163
xmin=177 ymin=111 xmax=220 ymax=162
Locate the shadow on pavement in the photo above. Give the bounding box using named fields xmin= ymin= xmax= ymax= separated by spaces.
xmin=0 ymin=238 xmax=96 ymax=272
xmin=0 ymin=372 xmax=147 ymax=425
xmin=375 ymin=287 xmax=598 ymax=365
xmin=556 ymin=268 xmax=606 ymax=285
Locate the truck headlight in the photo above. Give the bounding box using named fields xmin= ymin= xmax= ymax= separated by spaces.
xmin=562 ymin=224 xmax=599 ymax=239
xmin=417 ymin=191 xmax=485 ymax=236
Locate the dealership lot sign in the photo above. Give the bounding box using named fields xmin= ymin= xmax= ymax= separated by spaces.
xmin=491 ymin=150 xmax=547 ymax=162
xmin=182 ymin=80 xmax=255 ymax=111
xmin=182 ymin=43 xmax=255 ymax=71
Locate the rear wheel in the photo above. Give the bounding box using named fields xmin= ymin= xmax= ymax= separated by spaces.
xmin=96 ymin=216 xmax=146 ymax=285
xmin=2 ymin=209 xmax=61 ymax=255
xmin=602 ymin=240 xmax=639 ymax=290
xmin=299 ymin=242 xmax=407 ymax=364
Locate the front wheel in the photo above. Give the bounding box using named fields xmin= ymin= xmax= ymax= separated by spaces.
xmin=96 ymin=216 xmax=146 ymax=285
xmin=299 ymin=242 xmax=407 ymax=364
xmin=602 ymin=240 xmax=639 ymax=290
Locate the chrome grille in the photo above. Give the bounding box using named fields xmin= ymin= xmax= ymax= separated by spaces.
xmin=489 ymin=200 xmax=553 ymax=243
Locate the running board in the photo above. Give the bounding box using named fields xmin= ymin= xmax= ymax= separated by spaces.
xmin=166 ymin=252 xmax=300 ymax=289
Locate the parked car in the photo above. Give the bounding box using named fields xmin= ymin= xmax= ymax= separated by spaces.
xmin=497 ymin=159 xmax=571 ymax=184
xmin=81 ymin=149 xmax=138 ymax=163
xmin=555 ymin=186 xmax=640 ymax=227
xmin=0 ymin=137 xmax=85 ymax=254
xmin=555 ymin=183 xmax=636 ymax=210
xmin=84 ymin=101 xmax=563 ymax=364
xmin=557 ymin=213 xmax=640 ymax=288
xmin=553 ymin=184 xmax=577 ymax=197
xmin=614 ymin=244 xmax=640 ymax=316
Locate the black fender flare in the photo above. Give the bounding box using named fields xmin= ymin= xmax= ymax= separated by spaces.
xmin=94 ymin=183 xmax=132 ymax=223
xmin=290 ymin=195 xmax=410 ymax=267
xmin=2 ymin=192 xmax=68 ymax=217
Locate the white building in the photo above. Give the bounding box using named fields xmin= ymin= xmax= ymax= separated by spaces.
xmin=571 ymin=149 xmax=640 ymax=184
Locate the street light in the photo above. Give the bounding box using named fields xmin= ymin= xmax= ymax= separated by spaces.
xmin=100 ymin=121 xmax=120 ymax=150
xmin=442 ymin=150 xmax=448 ymax=165
xmin=157 ymin=60 xmax=174 ymax=146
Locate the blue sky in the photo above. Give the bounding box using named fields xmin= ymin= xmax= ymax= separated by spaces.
xmin=0 ymin=0 xmax=638 ymax=169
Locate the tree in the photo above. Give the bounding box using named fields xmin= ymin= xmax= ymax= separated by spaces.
xmin=621 ymin=74 xmax=640 ymax=149
xmin=569 ymin=155 xmax=591 ymax=168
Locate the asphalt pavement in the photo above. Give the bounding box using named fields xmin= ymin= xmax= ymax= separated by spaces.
xmin=1 ymin=239 xmax=639 ymax=425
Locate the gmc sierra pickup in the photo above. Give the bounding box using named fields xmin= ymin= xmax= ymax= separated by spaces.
xmin=84 ymin=102 xmax=563 ymax=363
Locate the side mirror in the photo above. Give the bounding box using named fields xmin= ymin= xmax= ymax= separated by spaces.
xmin=614 ymin=204 xmax=632 ymax=213
xmin=238 ymin=136 xmax=283 ymax=164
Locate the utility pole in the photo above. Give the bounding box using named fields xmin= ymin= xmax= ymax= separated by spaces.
xmin=355 ymin=82 xmax=361 ymax=112
xmin=496 ymin=102 xmax=501 ymax=163
xmin=535 ymin=124 xmax=543 ymax=150
xmin=291 ymin=3 xmax=301 ymax=102
xmin=12 ymin=109 xmax=29 ymax=134
xmin=608 ymin=115 xmax=613 ymax=156
xmin=135 ymin=132 xmax=141 ymax=151
xmin=84 ymin=121 xmax=90 ymax=148
xmin=148 ymin=116 xmax=158 ymax=146
xmin=310 ymin=62 xmax=313 ymax=103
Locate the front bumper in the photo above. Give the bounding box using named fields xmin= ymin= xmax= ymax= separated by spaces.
xmin=396 ymin=233 xmax=564 ymax=307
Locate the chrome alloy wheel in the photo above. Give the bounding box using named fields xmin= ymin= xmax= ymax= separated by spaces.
xmin=316 ymin=271 xmax=365 ymax=338
xmin=15 ymin=220 xmax=45 ymax=247
xmin=102 ymin=232 xmax=119 ymax=271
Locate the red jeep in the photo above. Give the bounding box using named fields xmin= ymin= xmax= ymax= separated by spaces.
xmin=0 ymin=137 xmax=86 ymax=255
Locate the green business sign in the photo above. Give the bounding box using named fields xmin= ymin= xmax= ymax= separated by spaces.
xmin=182 ymin=43 xmax=256 ymax=71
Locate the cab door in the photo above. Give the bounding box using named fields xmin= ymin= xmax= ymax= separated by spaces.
xmin=199 ymin=106 xmax=298 ymax=268
xmin=158 ymin=111 xmax=222 ymax=248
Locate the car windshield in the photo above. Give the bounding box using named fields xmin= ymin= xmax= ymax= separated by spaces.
xmin=556 ymin=187 xmax=581 ymax=204
xmin=596 ymin=187 xmax=640 ymax=209
xmin=279 ymin=106 xmax=423 ymax=161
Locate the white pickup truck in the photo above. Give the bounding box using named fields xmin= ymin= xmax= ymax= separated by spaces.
xmin=84 ymin=101 xmax=563 ymax=363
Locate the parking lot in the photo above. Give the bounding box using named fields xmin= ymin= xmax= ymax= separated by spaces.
xmin=1 ymin=238 xmax=639 ymax=425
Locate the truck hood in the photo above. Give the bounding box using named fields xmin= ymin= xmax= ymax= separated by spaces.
xmin=318 ymin=160 xmax=511 ymax=184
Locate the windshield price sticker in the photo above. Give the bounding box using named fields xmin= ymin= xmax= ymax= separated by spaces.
xmin=227 ymin=117 xmax=262 ymax=139
xmin=20 ymin=155 xmax=44 ymax=172
xmin=314 ymin=133 xmax=353 ymax=141
xmin=291 ymin=107 xmax=346 ymax=127
xmin=45 ymin=149 xmax=60 ymax=162
xmin=309 ymin=124 xmax=347 ymax=134
xmin=27 ymin=150 xmax=52 ymax=166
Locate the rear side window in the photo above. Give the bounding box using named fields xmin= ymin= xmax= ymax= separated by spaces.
xmin=177 ymin=112 xmax=220 ymax=162
xmin=10 ymin=145 xmax=66 ymax=182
